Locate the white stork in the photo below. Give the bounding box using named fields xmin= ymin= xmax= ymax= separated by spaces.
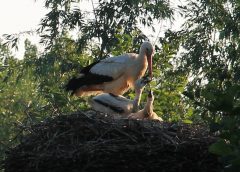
xmin=89 ymin=76 xmax=151 ymax=115
xmin=66 ymin=41 xmax=154 ymax=96
xmin=128 ymin=90 xmax=163 ymax=121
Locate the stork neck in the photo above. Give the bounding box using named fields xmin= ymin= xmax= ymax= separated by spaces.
xmin=132 ymin=89 xmax=143 ymax=113
xmin=139 ymin=45 xmax=147 ymax=57
xmin=143 ymin=99 xmax=154 ymax=117
xmin=138 ymin=51 xmax=147 ymax=63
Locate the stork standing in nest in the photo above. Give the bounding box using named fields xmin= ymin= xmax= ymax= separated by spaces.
xmin=128 ymin=90 xmax=163 ymax=121
xmin=89 ymin=76 xmax=151 ymax=116
xmin=65 ymin=42 xmax=154 ymax=96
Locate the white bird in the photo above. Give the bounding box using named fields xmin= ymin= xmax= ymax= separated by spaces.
xmin=89 ymin=76 xmax=151 ymax=116
xmin=66 ymin=41 xmax=154 ymax=96
xmin=128 ymin=90 xmax=163 ymax=121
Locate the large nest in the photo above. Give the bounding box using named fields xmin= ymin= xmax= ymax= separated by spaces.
xmin=3 ymin=110 xmax=222 ymax=172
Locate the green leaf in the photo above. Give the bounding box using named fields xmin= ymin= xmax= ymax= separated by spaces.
xmin=231 ymin=157 xmax=240 ymax=166
xmin=209 ymin=140 xmax=233 ymax=156
xmin=182 ymin=119 xmax=193 ymax=124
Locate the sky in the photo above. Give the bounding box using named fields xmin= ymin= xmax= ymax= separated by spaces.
xmin=0 ymin=0 xmax=183 ymax=58
xmin=0 ymin=0 xmax=96 ymax=58
xmin=0 ymin=0 xmax=47 ymax=35
xmin=0 ymin=0 xmax=47 ymax=58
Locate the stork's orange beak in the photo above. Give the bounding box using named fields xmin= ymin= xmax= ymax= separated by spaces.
xmin=147 ymin=55 xmax=153 ymax=79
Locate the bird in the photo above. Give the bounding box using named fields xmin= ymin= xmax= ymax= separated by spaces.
xmin=65 ymin=41 xmax=154 ymax=96
xmin=89 ymin=76 xmax=151 ymax=116
xmin=128 ymin=90 xmax=163 ymax=121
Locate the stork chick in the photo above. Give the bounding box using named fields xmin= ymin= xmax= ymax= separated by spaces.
xmin=66 ymin=41 xmax=154 ymax=96
xmin=128 ymin=90 xmax=163 ymax=121
xmin=89 ymin=76 xmax=151 ymax=116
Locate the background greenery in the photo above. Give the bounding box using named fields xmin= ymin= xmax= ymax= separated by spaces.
xmin=1 ymin=0 xmax=240 ymax=171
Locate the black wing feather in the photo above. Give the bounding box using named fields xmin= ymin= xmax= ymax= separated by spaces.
xmin=93 ymin=98 xmax=125 ymax=113
xmin=80 ymin=61 xmax=100 ymax=74
xmin=65 ymin=73 xmax=113 ymax=94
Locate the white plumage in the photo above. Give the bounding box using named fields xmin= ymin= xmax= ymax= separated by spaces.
xmin=90 ymin=55 xmax=131 ymax=79
xmin=66 ymin=42 xmax=154 ymax=96
xmin=89 ymin=77 xmax=151 ymax=115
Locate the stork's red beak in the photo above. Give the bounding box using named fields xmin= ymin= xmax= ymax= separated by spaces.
xmin=147 ymin=55 xmax=153 ymax=79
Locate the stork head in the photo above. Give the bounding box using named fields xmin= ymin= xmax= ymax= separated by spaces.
xmin=147 ymin=90 xmax=154 ymax=101
xmin=134 ymin=76 xmax=151 ymax=92
xmin=140 ymin=42 xmax=154 ymax=79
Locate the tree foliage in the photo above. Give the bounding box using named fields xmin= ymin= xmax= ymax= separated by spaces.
xmin=2 ymin=0 xmax=240 ymax=171
xmin=170 ymin=0 xmax=240 ymax=170
xmin=0 ymin=36 xmax=91 ymax=163
xmin=39 ymin=0 xmax=173 ymax=56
